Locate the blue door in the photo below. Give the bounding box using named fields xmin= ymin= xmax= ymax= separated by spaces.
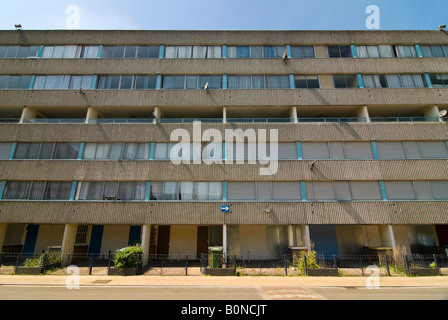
xmin=309 ymin=225 xmax=340 ymax=256
xmin=22 ymin=224 xmax=39 ymax=257
xmin=88 ymin=225 xmax=104 ymax=258
xmin=128 ymin=226 xmax=141 ymax=246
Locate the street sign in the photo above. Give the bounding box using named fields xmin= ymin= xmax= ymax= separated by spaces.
xmin=221 ymin=205 xmax=230 ymax=213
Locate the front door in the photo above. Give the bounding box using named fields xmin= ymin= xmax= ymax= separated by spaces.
xmin=156 ymin=226 xmax=170 ymax=255
xmin=197 ymin=226 xmax=209 ymax=259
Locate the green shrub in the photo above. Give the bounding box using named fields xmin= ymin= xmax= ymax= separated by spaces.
xmin=23 ymin=252 xmax=61 ymax=267
xmin=113 ymin=246 xmax=143 ymax=269
xmin=295 ymin=250 xmax=320 ymax=275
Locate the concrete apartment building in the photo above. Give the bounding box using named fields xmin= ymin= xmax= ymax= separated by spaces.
xmin=0 ymin=29 xmax=447 ymax=265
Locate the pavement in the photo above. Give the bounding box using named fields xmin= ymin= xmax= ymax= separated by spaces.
xmin=1 ymin=273 xmax=448 ymax=288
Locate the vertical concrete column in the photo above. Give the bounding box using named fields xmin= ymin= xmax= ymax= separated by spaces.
xmin=141 ymin=224 xmax=151 ymax=267
xmin=153 ymin=107 xmax=162 ymax=124
xmin=288 ymin=225 xmax=296 ymax=247
xmin=223 ymin=224 xmax=228 ymax=266
xmin=20 ymin=107 xmax=43 ymax=124
xmin=85 ymin=107 xmax=101 ymax=124
xmin=303 ymin=225 xmax=312 ymax=251
xmin=290 ymin=107 xmax=298 ymax=123
xmin=61 ymin=224 xmax=78 ymax=267
xmin=0 ymin=223 xmax=8 ymax=253
xmin=357 ymin=106 xmax=370 ymax=123
xmin=388 ymin=225 xmax=411 ymax=256
xmin=222 ymin=107 xmax=227 ymax=124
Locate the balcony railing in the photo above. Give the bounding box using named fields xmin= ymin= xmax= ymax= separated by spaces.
xmin=0 ymin=116 xmax=443 ymax=125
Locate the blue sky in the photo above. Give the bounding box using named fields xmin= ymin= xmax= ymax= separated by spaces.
xmin=0 ymin=0 xmax=447 ymax=31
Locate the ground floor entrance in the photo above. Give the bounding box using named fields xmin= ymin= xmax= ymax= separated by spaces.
xmin=1 ymin=223 xmax=447 ymax=265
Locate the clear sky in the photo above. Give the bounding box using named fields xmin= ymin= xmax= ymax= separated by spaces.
xmin=0 ymin=0 xmax=447 ymax=31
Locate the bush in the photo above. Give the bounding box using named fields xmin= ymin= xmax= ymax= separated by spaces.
xmin=23 ymin=252 xmax=61 ymax=267
xmin=113 ymin=246 xmax=143 ymax=269
xmin=294 ymin=250 xmax=319 ymax=275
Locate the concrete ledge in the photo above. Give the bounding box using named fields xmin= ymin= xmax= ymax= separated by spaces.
xmin=409 ymin=268 xmax=441 ymax=276
xmin=203 ymin=268 xmax=235 ymax=276
xmin=308 ymin=268 xmax=339 ymax=277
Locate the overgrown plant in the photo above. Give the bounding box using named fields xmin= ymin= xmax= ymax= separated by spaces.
xmin=294 ymin=250 xmax=319 ymax=275
xmin=113 ymin=246 xmax=143 ymax=269
xmin=23 ymin=252 xmax=61 ymax=267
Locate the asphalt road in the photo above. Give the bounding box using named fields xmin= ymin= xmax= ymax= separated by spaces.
xmin=0 ymin=284 xmax=447 ymax=301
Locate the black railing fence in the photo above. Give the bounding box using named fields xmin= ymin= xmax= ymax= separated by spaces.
xmin=1 ymin=251 xmax=447 ymax=276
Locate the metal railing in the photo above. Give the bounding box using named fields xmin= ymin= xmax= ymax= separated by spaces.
xmin=0 ymin=116 xmax=442 ymax=125
xmin=1 ymin=251 xmax=447 ymax=276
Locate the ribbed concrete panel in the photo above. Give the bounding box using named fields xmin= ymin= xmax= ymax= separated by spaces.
xmin=1 ymin=122 xmax=447 ymax=143
xmin=2 ymin=57 xmax=448 ymax=75
xmin=1 ymin=160 xmax=447 ymax=182
xmin=1 ymin=30 xmax=447 ymax=46
xmin=1 ymin=88 xmax=447 ymax=108
xmin=1 ymin=201 xmax=447 ymax=225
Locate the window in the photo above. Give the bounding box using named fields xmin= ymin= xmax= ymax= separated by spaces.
xmin=291 ymin=46 xmax=315 ymax=58
xmin=227 ymin=46 xmax=286 ymax=58
xmin=384 ymin=181 xmax=448 ymax=201
xmin=227 ymin=75 xmax=289 ymax=89
xmin=355 ymin=45 xmax=395 ymax=58
xmin=83 ymin=143 xmax=150 ymax=160
xmin=227 ymin=182 xmax=301 ymax=201
xmin=0 ymin=46 xmax=40 ymax=59
xmin=294 ymin=75 xmax=320 ymax=89
xmin=3 ymin=181 xmax=72 ymax=200
xmin=394 ymin=45 xmax=418 ymax=58
xmin=327 ymin=45 xmax=353 ymax=58
xmin=301 ymin=142 xmax=374 ymax=160
xmin=428 ymin=74 xmax=448 ymax=88
xmin=150 ymin=182 xmax=222 ymax=200
xmin=376 ymin=141 xmax=448 ymax=159
xmin=101 ymin=45 xmax=159 ymax=59
xmin=41 ymin=45 xmax=100 ymax=59
xmin=225 ymin=143 xmax=297 ymax=161
xmin=78 ymin=181 xmax=146 ymax=201
xmin=362 ymin=74 xmax=427 ymax=88
xmin=33 ymin=75 xmax=94 ymax=90
xmin=0 ymin=143 xmax=12 ymax=159
xmin=333 ymin=74 xmax=359 ymax=88
xmin=0 ymin=75 xmax=32 ymax=89
xmin=14 ymin=142 xmax=80 ymax=160
xmin=306 ymin=181 xmax=382 ymax=201
xmin=164 ymin=46 xmax=222 ymax=58
xmin=162 ymin=75 xmax=222 ymax=89
xmin=420 ymin=45 xmax=448 ymax=58
xmin=96 ymin=75 xmax=157 ymax=90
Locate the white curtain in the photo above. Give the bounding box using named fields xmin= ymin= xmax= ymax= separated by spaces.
xmin=208 ymin=182 xmax=222 ymax=200
xmin=378 ymin=45 xmax=394 ymax=57
xmin=386 ymin=75 xmax=401 ymax=88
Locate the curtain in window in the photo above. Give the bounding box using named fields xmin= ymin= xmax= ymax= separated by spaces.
xmin=29 ymin=182 xmax=46 ymax=200
xmin=0 ymin=143 xmax=12 ymax=159
xmin=302 ymin=142 xmax=330 ymax=159
xmin=251 ymin=46 xmax=263 ymax=58
xmin=62 ymin=46 xmax=78 ymax=58
xmin=376 ymin=142 xmax=406 ymax=159
xmin=154 ymin=143 xmax=168 ymax=160
xmin=420 ymin=46 xmax=433 ymax=57
xmin=4 ymin=181 xmax=31 ymax=199
xmin=266 ymin=75 xmax=289 ymax=89
xmin=252 ymin=75 xmax=265 ymax=89
xmin=83 ymin=46 xmax=99 ymax=58
xmin=396 ymin=46 xmax=417 ymax=58
xmin=385 ymin=75 xmax=401 ymax=88
xmin=384 ymin=181 xmax=416 ymax=200
xmin=350 ymin=182 xmax=382 ymax=200
xmin=272 ymin=182 xmax=301 ymax=200
xmin=362 ymin=75 xmax=382 ymax=88
xmin=164 ymin=182 xmax=178 ymax=200
xmin=378 ymin=45 xmax=394 ymax=57
xmin=163 ymin=76 xmax=185 ymax=89
xmin=180 ymin=182 xmax=194 ymax=200
xmin=208 ymin=182 xmax=222 ymax=200
xmin=95 ymin=143 xmax=110 ymax=159
xmin=192 ymin=46 xmax=207 ymax=58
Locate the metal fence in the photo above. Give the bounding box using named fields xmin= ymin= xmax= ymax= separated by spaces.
xmin=1 ymin=251 xmax=447 ymax=276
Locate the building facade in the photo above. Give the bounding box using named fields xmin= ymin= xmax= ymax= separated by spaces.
xmin=0 ymin=30 xmax=448 ymax=265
